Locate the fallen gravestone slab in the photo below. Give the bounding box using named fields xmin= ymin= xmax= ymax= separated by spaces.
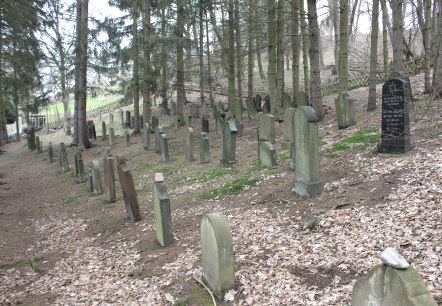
xmin=116 ymin=156 xmax=141 ymax=222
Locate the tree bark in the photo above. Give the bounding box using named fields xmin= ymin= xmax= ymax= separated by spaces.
xmin=132 ymin=1 xmax=140 ymax=134
xmin=381 ymin=0 xmax=389 ymax=79
xmin=368 ymin=0 xmax=380 ymax=111
xmin=235 ymin=0 xmax=243 ymax=102
xmin=292 ymin=0 xmax=300 ymax=102
xmin=432 ymin=0 xmax=442 ymax=96
xmin=205 ymin=15 xmax=214 ymax=106
xmin=176 ymin=0 xmax=186 ymax=124
xmin=267 ymin=0 xmax=277 ymax=114
xmin=300 ymin=0 xmax=310 ymax=93
xmin=338 ymin=0 xmax=349 ymax=93
xmin=228 ymin=0 xmax=236 ymax=110
xmin=142 ymin=0 xmax=152 ymax=124
xmin=276 ymin=0 xmax=284 ymax=112
xmin=199 ymin=1 xmax=206 ymax=106
xmin=392 ymin=0 xmax=405 ymax=74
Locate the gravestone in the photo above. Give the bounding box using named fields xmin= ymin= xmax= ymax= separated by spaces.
xmin=65 ymin=118 xmax=72 ymax=135
xmin=109 ymin=128 xmax=115 ymax=146
xmin=131 ymin=116 xmax=135 ymax=127
xmin=151 ymin=116 xmax=159 ymax=132
xmin=283 ymin=108 xmax=296 ymax=150
xmin=172 ymin=115 xmax=180 ymax=131
xmin=120 ymin=110 xmax=124 ymax=127
xmin=297 ymin=91 xmax=309 ymax=107
xmin=255 ymin=94 xmax=262 ymax=111
xmin=88 ymin=159 xmax=103 ymax=195
xmin=200 ymin=132 xmax=211 ymax=164
xmin=246 ymin=96 xmax=257 ymax=121
xmin=378 ymin=78 xmax=413 ymax=153
xmin=125 ymin=110 xmax=131 ymax=127
xmin=103 ymin=147 xmax=111 ymax=163
xmin=185 ymin=127 xmax=195 ymax=162
xmin=201 ymin=103 xmax=210 ymax=118
xmin=263 ymin=95 xmax=271 ymax=114
xmin=87 ymin=120 xmax=96 ymax=140
xmin=28 ymin=127 xmax=36 ymax=151
xmin=335 ymin=92 xmax=356 ymax=129
xmin=143 ymin=123 xmax=151 ymax=150
xmin=232 ymin=97 xmax=243 ymax=120
xmin=201 ymin=117 xmax=209 ymax=133
xmin=116 ymin=156 xmax=142 ymax=222
xmin=101 ymin=121 xmax=107 ymax=140
xmin=293 ymin=106 xmax=323 ymax=197
xmin=60 ymin=142 xmax=69 ymax=173
xmin=259 ymin=114 xmax=276 ymax=143
xmin=78 ymin=157 xmax=87 ymax=183
xmin=153 ymin=173 xmax=174 ymax=247
xmin=124 ymin=130 xmax=130 ymax=146
xmin=200 ymin=212 xmax=235 ymax=300
xmin=216 ymin=115 xmax=225 ymax=135
xmin=220 ymin=120 xmax=238 ymax=166
xmin=185 ymin=114 xmax=192 ymax=127
xmin=283 ymin=92 xmax=292 ymax=110
xmin=73 ymin=149 xmax=82 ymax=177
xmin=48 ymin=142 xmax=54 ymax=163
xmin=36 ymin=136 xmax=42 ymax=153
xmin=103 ymin=156 xmax=116 ymax=203
xmin=155 ymin=126 xmax=164 ymax=154
xmin=109 ymin=113 xmax=114 ymax=124
xmin=259 ymin=141 xmax=277 ymax=168
xmin=190 ymin=104 xmax=200 ymax=118
xmin=160 ymin=134 xmax=170 ymax=162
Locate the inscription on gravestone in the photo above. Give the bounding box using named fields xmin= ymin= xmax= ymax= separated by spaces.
xmin=378 ymin=78 xmax=413 ymax=153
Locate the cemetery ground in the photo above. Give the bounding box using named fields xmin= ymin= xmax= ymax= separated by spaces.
xmin=1 ymin=74 xmax=441 ymax=305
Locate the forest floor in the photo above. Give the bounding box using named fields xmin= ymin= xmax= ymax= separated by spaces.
xmin=0 ymin=73 xmax=441 ymax=305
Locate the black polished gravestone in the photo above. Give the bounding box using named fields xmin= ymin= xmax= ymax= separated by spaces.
xmin=378 ymin=78 xmax=413 ymax=153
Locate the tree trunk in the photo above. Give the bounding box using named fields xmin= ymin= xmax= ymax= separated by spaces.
xmin=205 ymin=15 xmax=214 ymax=106
xmin=381 ymin=0 xmax=389 ymax=79
xmin=235 ymin=0 xmax=243 ymax=102
xmin=0 ymin=10 xmax=6 ymax=146
xmin=267 ymin=0 xmax=277 ymax=114
xmin=142 ymin=0 xmax=152 ymax=124
xmin=338 ymin=0 xmax=349 ymax=93
xmin=329 ymin=0 xmax=339 ymax=69
xmin=307 ymin=0 xmax=323 ymax=120
xmin=424 ymin=0 xmax=432 ymax=92
xmin=292 ymin=0 xmax=300 ymax=102
xmin=392 ymin=0 xmax=405 ymax=74
xmin=228 ymin=0 xmax=236 ymax=110
xmin=176 ymin=0 xmax=186 ymax=124
xmin=276 ymin=0 xmax=284 ymax=113
xmin=160 ymin=6 xmax=167 ymax=112
xmin=247 ymin=0 xmax=254 ymax=97
xmin=368 ymin=0 xmax=380 ymax=111
xmin=132 ymin=1 xmax=140 ymax=134
xmin=300 ymin=0 xmax=310 ymax=93
xmin=432 ymin=0 xmax=442 ymax=96
xmin=199 ymin=1 xmax=206 ymax=106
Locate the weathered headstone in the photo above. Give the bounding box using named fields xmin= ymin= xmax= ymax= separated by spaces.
xmin=116 ymin=156 xmax=142 ymax=222
xmin=101 ymin=121 xmax=107 ymax=140
xmin=293 ymin=106 xmax=323 ymax=197
xmin=201 ymin=117 xmax=209 ymax=133
xmin=246 ymin=96 xmax=257 ymax=121
xmin=263 ymin=95 xmax=271 ymax=114
xmin=216 ymin=114 xmax=225 ymax=135
xmin=109 ymin=128 xmax=115 ymax=146
xmin=109 ymin=113 xmax=114 ymax=124
xmin=98 ymin=110 xmax=102 ymax=122
xmin=297 ymin=91 xmax=309 ymax=107
xmin=36 ymin=136 xmax=42 ymax=153
xmin=232 ymin=97 xmax=243 ymax=120
xmin=28 ymin=127 xmax=36 ymax=151
xmin=172 ymin=115 xmax=180 ymax=131
xmin=153 ymin=173 xmax=174 ymax=247
xmin=78 ymin=157 xmax=87 ymax=183
xmin=124 ymin=130 xmax=130 ymax=146
xmin=282 ymin=108 xmax=296 ymax=149
xmin=200 ymin=212 xmax=235 ymax=300
xmin=220 ymin=120 xmax=238 ymax=166
xmin=190 ymin=104 xmax=200 ymax=118
xmin=87 ymin=120 xmax=96 ymax=140
xmin=143 ymin=123 xmax=151 ymax=150
xmin=335 ymin=92 xmax=356 ymax=129
xmin=151 ymin=116 xmax=159 ymax=132
xmin=155 ymin=126 xmax=164 ymax=154
xmin=255 ymin=94 xmax=262 ymax=111
xmin=283 ymin=92 xmax=292 ymax=110
xmin=88 ymin=159 xmax=103 ymax=195
xmin=185 ymin=114 xmax=192 ymax=127
xmin=60 ymin=142 xmax=70 ymax=173
xmin=259 ymin=114 xmax=276 ymax=143
xmin=48 ymin=142 xmax=54 ymax=163
xmin=185 ymin=127 xmax=195 ymax=162
xmin=73 ymin=148 xmax=82 ymax=177
xmin=200 ymin=132 xmax=211 ymax=164
xmin=378 ymin=78 xmax=413 ymax=153
xmin=125 ymin=110 xmax=131 ymax=127
xmin=103 ymin=156 xmax=116 ymax=203
xmin=160 ymin=133 xmax=170 ymax=162
xmin=259 ymin=141 xmax=277 ymax=168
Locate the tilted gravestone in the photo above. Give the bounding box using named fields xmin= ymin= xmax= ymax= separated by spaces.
xmin=246 ymin=96 xmax=257 ymax=121
xmin=255 ymin=94 xmax=262 ymax=111
xmin=48 ymin=142 xmax=54 ymax=164
xmin=200 ymin=212 xmax=235 ymax=300
xmin=101 ymin=121 xmax=107 ymax=140
xmin=232 ymin=97 xmax=243 ymax=120
xmin=116 ymin=156 xmax=142 ymax=222
xmin=335 ymin=92 xmax=356 ymax=129
xmin=259 ymin=141 xmax=276 ymax=168
xmin=143 ymin=123 xmax=151 ymax=150
xmin=259 ymin=114 xmax=276 ymax=143
xmin=185 ymin=127 xmax=195 ymax=162
xmin=263 ymin=95 xmax=271 ymax=114
xmin=153 ymin=173 xmax=174 ymax=247
xmin=282 ymin=92 xmax=292 ymax=110
xmin=190 ymin=104 xmax=200 ymax=118
xmin=124 ymin=130 xmax=130 ymax=146
xmin=283 ymin=108 xmax=296 ymax=150
xmin=125 ymin=110 xmax=131 ymax=127
xmin=120 ymin=110 xmax=124 ymax=127
xmin=201 ymin=117 xmax=209 ymax=133
xmin=378 ymin=78 xmax=413 ymax=153
xmin=109 ymin=113 xmax=114 ymax=124
xmin=28 ymin=127 xmax=36 ymax=151
xmin=155 ymin=126 xmax=164 ymax=154
xmin=200 ymin=132 xmax=211 ymax=164
xmin=109 ymin=128 xmax=116 ymax=146
xmin=160 ymin=133 xmax=170 ymax=162
xmin=103 ymin=155 xmax=116 ymax=203
xmin=220 ymin=120 xmax=238 ymax=167
xmin=60 ymin=142 xmax=70 ymax=173
xmin=296 ymin=91 xmax=309 ymax=107
xmin=293 ymin=106 xmax=323 ymax=197
xmin=88 ymin=159 xmax=103 ymax=195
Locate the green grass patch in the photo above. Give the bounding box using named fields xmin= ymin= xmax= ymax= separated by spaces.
xmin=326 ymin=127 xmax=380 ymax=155
xmin=191 ymin=283 xmax=213 ymax=306
xmin=277 ymin=150 xmax=290 ymax=160
xmin=187 ymin=167 xmax=239 ymax=185
xmin=200 ymin=177 xmax=260 ymax=200
xmin=62 ymin=195 xmax=81 ymax=205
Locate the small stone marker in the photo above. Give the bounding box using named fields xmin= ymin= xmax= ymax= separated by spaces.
xmin=28 ymin=127 xmax=36 ymax=151
xmin=378 ymin=78 xmax=413 ymax=153
xmin=293 ymin=106 xmax=323 ymax=197
xmin=109 ymin=113 xmax=114 ymax=124
xmin=103 ymin=156 xmax=116 ymax=203
xmin=296 ymin=91 xmax=309 ymax=107
xmin=88 ymin=159 xmax=103 ymax=195
xmin=351 ymin=248 xmax=437 ymax=306
xmin=246 ymin=96 xmax=257 ymax=121
xmin=124 ymin=130 xmax=130 ymax=146
xmin=201 ymin=117 xmax=209 ymax=133
xmin=335 ymin=92 xmax=356 ymax=129
xmin=263 ymin=95 xmax=271 ymax=114
xmin=259 ymin=114 xmax=276 ymax=143
xmin=155 ymin=126 xmax=164 ymax=154
xmin=220 ymin=120 xmax=238 ymax=166
xmin=282 ymin=108 xmax=296 ymax=150
xmin=200 ymin=132 xmax=211 ymax=164
xmin=130 ymin=116 xmax=135 ymax=127
xmin=109 ymin=128 xmax=115 ymax=146
xmin=60 ymin=142 xmax=70 ymax=173
xmin=87 ymin=120 xmax=96 ymax=140
xmin=200 ymin=212 xmax=235 ymax=300
xmin=185 ymin=127 xmax=195 ymax=162
xmin=125 ymin=110 xmax=131 ymax=127
xmin=153 ymin=173 xmax=174 ymax=247
xmin=101 ymin=121 xmax=107 ymax=140
xmin=259 ymin=141 xmax=276 ymax=168
xmin=143 ymin=123 xmax=151 ymax=150
xmin=116 ymin=156 xmax=142 ymax=222
xmin=190 ymin=104 xmax=200 ymax=118
xmin=48 ymin=142 xmax=54 ymax=163
xmin=160 ymin=133 xmax=170 ymax=162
